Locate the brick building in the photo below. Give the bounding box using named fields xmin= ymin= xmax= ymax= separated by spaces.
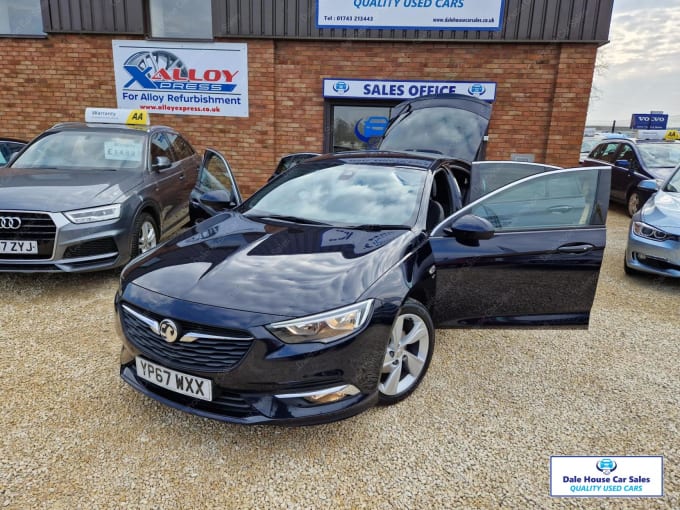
xmin=0 ymin=0 xmax=613 ymax=195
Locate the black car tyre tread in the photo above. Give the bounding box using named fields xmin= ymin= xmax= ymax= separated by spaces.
xmin=130 ymin=212 xmax=158 ymax=259
xmin=627 ymin=191 xmax=641 ymax=217
xmin=378 ymin=299 xmax=435 ymax=406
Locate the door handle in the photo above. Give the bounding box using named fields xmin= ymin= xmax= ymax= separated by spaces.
xmin=548 ymin=205 xmax=574 ymax=214
xmin=557 ymin=243 xmax=595 ymax=254
xmin=179 ymin=173 xmax=185 ymax=180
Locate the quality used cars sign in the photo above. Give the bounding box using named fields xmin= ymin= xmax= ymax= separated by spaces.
xmin=317 ymin=0 xmax=504 ymax=30
xmin=112 ymin=40 xmax=249 ymax=117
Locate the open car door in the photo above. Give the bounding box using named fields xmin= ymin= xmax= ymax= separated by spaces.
xmin=190 ymin=148 xmax=242 ymax=222
xmin=430 ymin=166 xmax=611 ymax=328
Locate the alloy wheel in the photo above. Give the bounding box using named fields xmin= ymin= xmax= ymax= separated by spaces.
xmin=138 ymin=220 xmax=158 ymax=253
xmin=379 ymin=313 xmax=430 ymax=397
xmin=627 ymin=192 xmax=641 ymax=217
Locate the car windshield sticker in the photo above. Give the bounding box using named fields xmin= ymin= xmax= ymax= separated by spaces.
xmin=104 ymin=140 xmax=143 ymax=162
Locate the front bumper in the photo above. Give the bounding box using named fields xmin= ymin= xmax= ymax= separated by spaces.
xmin=0 ymin=210 xmax=132 ymax=272
xmin=115 ymin=286 xmax=393 ymax=425
xmin=625 ymin=224 xmax=680 ymax=278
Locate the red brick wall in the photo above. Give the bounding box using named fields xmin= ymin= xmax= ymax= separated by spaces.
xmin=0 ymin=35 xmax=597 ymax=196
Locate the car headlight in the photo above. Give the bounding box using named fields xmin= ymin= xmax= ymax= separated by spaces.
xmin=632 ymin=221 xmax=669 ymax=241
xmin=268 ymin=299 xmax=374 ymax=344
xmin=64 ymin=204 xmax=121 ymax=224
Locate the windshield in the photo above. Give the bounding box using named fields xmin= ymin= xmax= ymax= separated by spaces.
xmin=665 ymin=166 xmax=680 ymax=192
xmin=12 ymin=130 xmax=145 ymax=170
xmin=637 ymin=143 xmax=680 ymax=169
xmin=581 ymin=138 xmax=599 ymax=153
xmin=379 ymin=106 xmax=488 ymax=161
xmin=243 ymin=163 xmax=426 ymax=227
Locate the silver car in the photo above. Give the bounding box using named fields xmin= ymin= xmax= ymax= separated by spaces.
xmin=625 ymin=165 xmax=680 ymax=278
xmin=0 ymin=121 xmax=221 ymax=272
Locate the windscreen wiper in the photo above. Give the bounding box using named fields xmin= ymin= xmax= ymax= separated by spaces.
xmin=247 ymin=214 xmax=330 ymax=226
xmin=345 ymin=224 xmax=411 ymax=231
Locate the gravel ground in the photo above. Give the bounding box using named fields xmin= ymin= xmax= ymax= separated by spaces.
xmin=1 ymin=205 xmax=678 ymax=509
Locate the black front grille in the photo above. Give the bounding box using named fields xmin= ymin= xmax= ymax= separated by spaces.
xmin=64 ymin=238 xmax=118 ymax=258
xmin=639 ymin=255 xmax=680 ymax=272
xmin=121 ymin=304 xmax=253 ymax=373
xmin=140 ymin=381 xmax=255 ymax=418
xmin=0 ymin=211 xmax=56 ymax=259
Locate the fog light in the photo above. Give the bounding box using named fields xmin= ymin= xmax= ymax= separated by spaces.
xmin=275 ymin=384 xmax=360 ymax=405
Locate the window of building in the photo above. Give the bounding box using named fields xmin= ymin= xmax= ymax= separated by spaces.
xmin=328 ymin=104 xmax=395 ymax=153
xmin=149 ymin=0 xmax=213 ymax=39
xmin=0 ymin=0 xmax=45 ymax=36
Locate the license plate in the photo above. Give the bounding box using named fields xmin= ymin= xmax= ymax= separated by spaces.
xmin=0 ymin=240 xmax=38 ymax=254
xmin=135 ymin=357 xmax=212 ymax=401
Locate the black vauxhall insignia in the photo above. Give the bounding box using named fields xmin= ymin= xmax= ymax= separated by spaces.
xmin=116 ymin=95 xmax=612 ymax=424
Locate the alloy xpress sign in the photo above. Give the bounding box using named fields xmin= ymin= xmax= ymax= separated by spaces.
xmin=317 ymin=0 xmax=504 ymax=30
xmin=324 ymin=78 xmax=496 ymax=101
xmin=112 ymin=41 xmax=249 ymax=117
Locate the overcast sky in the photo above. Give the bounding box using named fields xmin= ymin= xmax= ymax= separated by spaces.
xmin=586 ymin=0 xmax=680 ymax=126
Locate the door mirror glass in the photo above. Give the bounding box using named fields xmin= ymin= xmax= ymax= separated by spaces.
xmin=615 ymin=159 xmax=631 ymax=169
xmin=443 ymin=214 xmax=495 ymax=246
xmin=152 ymin=156 xmax=172 ymax=171
xmin=637 ymin=179 xmax=659 ymax=192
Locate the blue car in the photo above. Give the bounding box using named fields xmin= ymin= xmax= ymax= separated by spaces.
xmin=583 ymin=138 xmax=680 ymax=216
xmin=625 ymin=164 xmax=680 ymax=278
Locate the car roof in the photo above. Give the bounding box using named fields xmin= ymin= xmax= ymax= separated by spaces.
xmin=46 ymin=122 xmax=174 ymax=134
xmin=595 ymin=137 xmax=677 ymax=145
xmin=0 ymin=137 xmax=27 ymax=144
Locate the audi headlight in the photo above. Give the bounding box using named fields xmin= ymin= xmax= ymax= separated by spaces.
xmin=64 ymin=204 xmax=121 ymax=224
xmin=632 ymin=221 xmax=670 ymax=242
xmin=268 ymin=300 xmax=374 ymax=344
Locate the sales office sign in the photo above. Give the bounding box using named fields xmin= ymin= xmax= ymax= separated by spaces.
xmin=317 ymin=0 xmax=504 ymax=30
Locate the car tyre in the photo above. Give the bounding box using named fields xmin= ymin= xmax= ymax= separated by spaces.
xmin=378 ymin=299 xmax=434 ymax=405
xmin=627 ymin=191 xmax=641 ymax=217
xmin=130 ymin=212 xmax=158 ymax=258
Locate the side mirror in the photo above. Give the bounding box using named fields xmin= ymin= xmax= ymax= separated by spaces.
xmin=637 ymin=179 xmax=659 ymax=192
xmin=443 ymin=214 xmax=495 ymax=247
xmin=615 ymin=159 xmax=631 ymax=170
xmin=200 ymin=189 xmax=237 ymax=211
xmin=152 ymin=156 xmax=172 ymax=171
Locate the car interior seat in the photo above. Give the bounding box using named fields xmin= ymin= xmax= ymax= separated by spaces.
xmin=426 ymin=179 xmax=446 ymax=230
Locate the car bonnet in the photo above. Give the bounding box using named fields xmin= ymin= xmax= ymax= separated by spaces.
xmin=640 ymin=191 xmax=680 ymax=234
xmin=123 ymin=213 xmax=416 ymax=318
xmin=0 ymin=167 xmax=141 ymax=211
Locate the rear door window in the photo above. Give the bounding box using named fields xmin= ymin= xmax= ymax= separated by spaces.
xmin=591 ymin=142 xmax=621 ymax=163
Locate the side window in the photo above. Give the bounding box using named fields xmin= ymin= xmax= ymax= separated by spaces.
xmin=592 ymin=142 xmax=620 ymax=163
xmin=617 ymin=144 xmax=640 ymax=171
xmin=149 ymin=0 xmax=212 ymax=39
xmin=467 ymin=170 xmax=599 ymax=231
xmin=167 ymin=133 xmax=195 ymax=161
xmin=197 ymin=153 xmax=234 ymax=194
xmin=149 ymin=133 xmax=175 ymax=163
